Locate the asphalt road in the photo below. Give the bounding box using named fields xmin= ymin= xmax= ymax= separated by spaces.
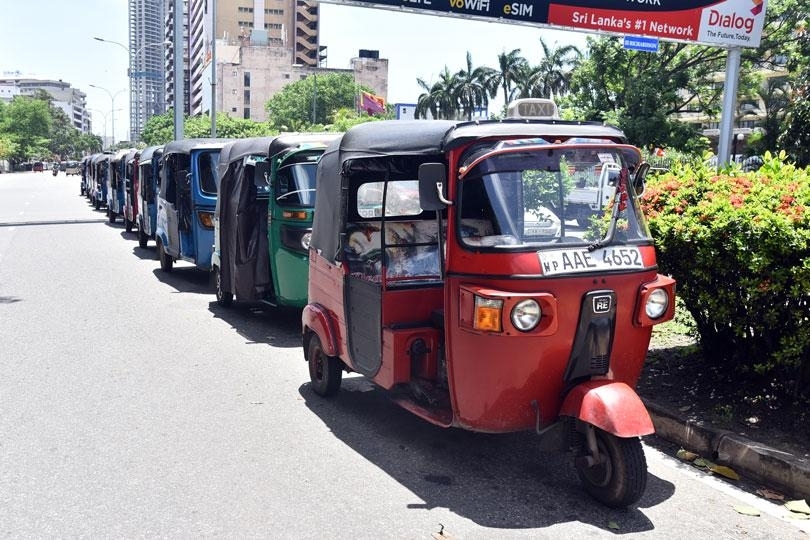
xmin=1 ymin=170 xmax=807 ymax=539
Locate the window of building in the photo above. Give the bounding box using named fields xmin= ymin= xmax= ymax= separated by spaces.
xmin=244 ymin=108 xmax=250 ymax=119
xmin=244 ymin=90 xmax=251 ymax=103
xmin=244 ymin=72 xmax=250 ymax=87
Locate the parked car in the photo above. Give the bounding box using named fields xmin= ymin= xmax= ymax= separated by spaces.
xmin=32 ymin=161 xmax=44 ymax=172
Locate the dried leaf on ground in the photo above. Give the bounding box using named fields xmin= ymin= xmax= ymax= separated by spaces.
xmin=756 ymin=488 xmax=784 ymax=500
xmin=692 ymin=457 xmax=715 ymax=469
xmin=733 ymin=505 xmax=761 ymax=517
xmin=707 ymin=464 xmax=740 ymax=481
xmin=785 ymin=499 xmax=810 ymax=515
xmin=676 ymin=448 xmax=698 ymax=461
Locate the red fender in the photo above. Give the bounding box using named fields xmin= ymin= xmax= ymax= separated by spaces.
xmin=560 ymin=380 xmax=654 ymax=437
xmin=302 ymin=303 xmax=339 ymax=357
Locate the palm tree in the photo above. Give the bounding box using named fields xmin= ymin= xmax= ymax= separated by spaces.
xmin=511 ymin=64 xmax=546 ymax=99
xmin=535 ymin=38 xmax=582 ymax=99
xmin=416 ymin=66 xmax=459 ymax=119
xmin=495 ymin=49 xmax=528 ymax=105
xmin=454 ymin=52 xmax=497 ymax=120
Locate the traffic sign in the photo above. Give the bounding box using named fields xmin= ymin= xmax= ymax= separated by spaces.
xmin=623 ymin=35 xmax=660 ymax=53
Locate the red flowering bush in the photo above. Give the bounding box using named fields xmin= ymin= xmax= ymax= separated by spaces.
xmin=641 ymin=152 xmax=810 ymax=395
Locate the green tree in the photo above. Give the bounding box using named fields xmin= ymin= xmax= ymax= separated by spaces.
xmin=778 ymin=16 xmax=810 ymax=165
xmin=494 ymin=49 xmax=528 ymax=108
xmin=454 ymin=52 xmax=496 ymax=120
xmin=567 ymin=37 xmax=727 ymax=151
xmin=0 ymin=95 xmax=52 ymax=163
xmin=48 ymin=106 xmax=81 ymax=159
xmin=534 ymin=38 xmax=581 ymax=99
xmin=416 ymin=66 xmax=459 ymax=120
xmin=265 ymin=72 xmax=371 ymax=130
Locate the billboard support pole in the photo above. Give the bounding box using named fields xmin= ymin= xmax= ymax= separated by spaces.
xmin=717 ymin=47 xmax=741 ymax=168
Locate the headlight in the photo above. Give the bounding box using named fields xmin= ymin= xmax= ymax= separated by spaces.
xmin=301 ymin=232 xmax=312 ymax=250
xmin=645 ymin=288 xmax=669 ymax=319
xmin=511 ymin=299 xmax=541 ymax=331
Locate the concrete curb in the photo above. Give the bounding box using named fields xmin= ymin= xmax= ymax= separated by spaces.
xmin=643 ymin=398 xmax=810 ymax=499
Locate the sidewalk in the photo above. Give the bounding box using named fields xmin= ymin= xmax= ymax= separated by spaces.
xmin=643 ymin=397 xmax=810 ymax=500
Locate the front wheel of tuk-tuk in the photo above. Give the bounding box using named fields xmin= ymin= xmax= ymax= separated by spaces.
xmin=574 ymin=428 xmax=647 ymax=508
xmin=125 ymin=219 xmax=133 ymax=233
xmin=307 ymin=333 xmax=342 ymax=397
xmin=156 ymin=238 xmax=173 ymax=272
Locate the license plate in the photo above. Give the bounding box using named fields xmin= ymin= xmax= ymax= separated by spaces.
xmin=539 ymin=246 xmax=644 ymax=275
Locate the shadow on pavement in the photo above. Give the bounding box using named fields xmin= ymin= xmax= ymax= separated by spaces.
xmin=151 ymin=266 xmax=213 ymax=295
xmin=298 ymin=379 xmax=675 ymax=533
xmin=208 ymin=301 xmax=302 ymax=348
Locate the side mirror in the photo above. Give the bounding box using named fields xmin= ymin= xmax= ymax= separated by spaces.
xmin=633 ymin=162 xmax=650 ymax=197
xmin=418 ymin=162 xmax=450 ymax=210
xmin=254 ymin=161 xmax=271 ymax=188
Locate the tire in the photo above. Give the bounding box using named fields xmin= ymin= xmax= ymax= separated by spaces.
xmin=138 ymin=227 xmax=148 ymax=249
xmin=156 ymin=238 xmax=173 ymax=272
xmin=94 ymin=199 xmax=100 ymax=210
xmin=214 ymin=266 xmax=232 ymax=307
xmin=307 ymin=333 xmax=342 ymax=397
xmin=575 ymin=428 xmax=647 ymax=508
xmin=125 ymin=219 xmax=133 ymax=233
xmin=108 ymin=209 xmax=116 ymax=223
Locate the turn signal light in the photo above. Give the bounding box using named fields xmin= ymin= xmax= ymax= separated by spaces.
xmin=474 ymin=296 xmax=503 ymax=332
xmin=198 ymin=211 xmax=214 ymax=228
xmin=283 ymin=210 xmax=308 ymax=220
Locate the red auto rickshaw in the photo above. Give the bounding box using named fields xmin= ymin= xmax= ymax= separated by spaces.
xmin=303 ymin=117 xmax=675 ymax=507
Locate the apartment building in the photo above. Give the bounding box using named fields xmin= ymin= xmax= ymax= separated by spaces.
xmin=159 ymin=0 xmax=388 ymax=126
xmin=0 ymin=76 xmax=91 ymax=134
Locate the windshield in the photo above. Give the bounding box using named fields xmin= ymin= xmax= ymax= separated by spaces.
xmin=275 ymin=152 xmax=321 ymax=207
xmin=457 ymin=142 xmax=651 ymax=250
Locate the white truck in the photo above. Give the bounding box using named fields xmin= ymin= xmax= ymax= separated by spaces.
xmin=565 ymin=161 xmax=621 ymax=227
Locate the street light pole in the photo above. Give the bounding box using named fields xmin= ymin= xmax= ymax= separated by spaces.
xmin=89 ymin=85 xmax=126 ymax=147
xmin=94 ymin=36 xmax=170 ymax=140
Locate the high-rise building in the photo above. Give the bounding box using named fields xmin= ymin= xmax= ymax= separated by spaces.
xmin=165 ymin=0 xmax=191 ymax=119
xmin=161 ymin=0 xmax=388 ymax=127
xmin=128 ymin=0 xmax=169 ymax=141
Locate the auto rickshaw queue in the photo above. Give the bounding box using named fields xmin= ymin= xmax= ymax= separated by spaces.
xmin=76 ymin=111 xmax=676 ymax=508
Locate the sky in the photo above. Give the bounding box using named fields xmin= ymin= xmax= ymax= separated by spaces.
xmin=0 ymin=0 xmax=588 ymax=142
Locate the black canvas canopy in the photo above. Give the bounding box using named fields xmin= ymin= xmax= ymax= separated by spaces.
xmin=215 ymin=133 xmax=339 ymax=302
xmin=138 ymin=145 xmax=163 ymax=164
xmin=310 ymin=119 xmax=629 ymax=265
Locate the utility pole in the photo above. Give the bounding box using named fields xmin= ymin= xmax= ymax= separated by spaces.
xmin=173 ymin=0 xmax=184 ymax=140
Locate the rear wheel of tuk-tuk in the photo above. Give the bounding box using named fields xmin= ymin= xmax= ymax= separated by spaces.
xmin=156 ymin=238 xmax=173 ymax=272
xmin=574 ymin=428 xmax=647 ymax=508
xmin=213 ymin=266 xmax=232 ymax=307
xmin=125 ymin=219 xmax=133 ymax=233
xmin=307 ymin=333 xmax=342 ymax=397
xmin=108 ymin=209 xmax=116 ymax=223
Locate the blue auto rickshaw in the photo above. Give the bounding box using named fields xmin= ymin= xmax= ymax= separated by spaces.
xmin=136 ymin=145 xmax=163 ymax=248
xmin=155 ymin=138 xmax=231 ymax=272
xmin=91 ymin=153 xmax=112 ymax=210
xmin=108 ymin=148 xmax=137 ymax=223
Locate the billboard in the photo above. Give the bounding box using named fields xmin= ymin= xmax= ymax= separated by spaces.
xmin=330 ymin=0 xmax=768 ymax=48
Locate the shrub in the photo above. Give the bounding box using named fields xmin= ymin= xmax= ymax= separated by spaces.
xmin=641 ymin=151 xmax=810 ymax=396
